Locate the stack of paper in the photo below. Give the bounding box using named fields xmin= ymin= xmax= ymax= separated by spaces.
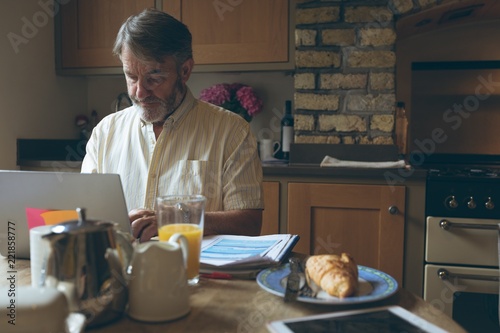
xmin=320 ymin=155 xmax=407 ymax=168
xmin=200 ymin=234 xmax=299 ymax=278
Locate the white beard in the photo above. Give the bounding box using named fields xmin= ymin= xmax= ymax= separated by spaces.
xmin=131 ymin=81 xmax=185 ymax=124
xmin=134 ymin=98 xmax=170 ymax=123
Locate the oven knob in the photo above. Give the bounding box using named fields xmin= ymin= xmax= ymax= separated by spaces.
xmin=467 ymin=197 xmax=476 ymax=209
xmin=485 ymin=197 xmax=495 ymax=210
xmin=447 ymin=196 xmax=458 ymax=209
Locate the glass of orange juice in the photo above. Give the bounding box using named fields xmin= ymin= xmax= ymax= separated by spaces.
xmin=156 ymin=195 xmax=206 ymax=285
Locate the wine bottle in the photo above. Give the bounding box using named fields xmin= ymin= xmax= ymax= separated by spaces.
xmin=280 ymin=100 xmax=294 ymax=160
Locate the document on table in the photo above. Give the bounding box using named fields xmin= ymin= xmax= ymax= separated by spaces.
xmin=200 ymin=234 xmax=299 ymax=272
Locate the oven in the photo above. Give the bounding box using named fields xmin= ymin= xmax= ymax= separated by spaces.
xmin=423 ymin=168 xmax=500 ymax=333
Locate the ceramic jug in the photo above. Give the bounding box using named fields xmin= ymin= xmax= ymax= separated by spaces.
xmin=127 ymin=234 xmax=190 ymax=322
xmin=41 ymin=208 xmax=134 ymax=328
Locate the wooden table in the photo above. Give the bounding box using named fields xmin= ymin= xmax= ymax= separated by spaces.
xmin=1 ymin=258 xmax=466 ymax=333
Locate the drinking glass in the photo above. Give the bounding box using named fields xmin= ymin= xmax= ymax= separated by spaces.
xmin=156 ymin=195 xmax=206 ymax=285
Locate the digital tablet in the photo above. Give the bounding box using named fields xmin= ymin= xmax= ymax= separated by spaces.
xmin=266 ymin=305 xmax=448 ymax=333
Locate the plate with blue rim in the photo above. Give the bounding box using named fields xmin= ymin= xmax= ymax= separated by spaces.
xmin=256 ymin=263 xmax=398 ymax=305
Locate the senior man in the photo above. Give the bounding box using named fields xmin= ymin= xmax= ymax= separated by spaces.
xmin=81 ymin=8 xmax=263 ymax=242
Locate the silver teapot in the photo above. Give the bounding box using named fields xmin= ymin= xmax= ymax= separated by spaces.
xmin=41 ymin=208 xmax=134 ymax=328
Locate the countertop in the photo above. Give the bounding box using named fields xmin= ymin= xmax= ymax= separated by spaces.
xmin=16 ymin=138 xmax=428 ymax=182
xmin=0 ymin=258 xmax=466 ymax=333
xmin=17 ymin=141 xmax=428 ymax=180
xmin=18 ymin=160 xmax=427 ymax=180
xmin=18 ymin=159 xmax=428 ymax=181
xmin=17 ymin=138 xmax=86 ymax=172
xmin=264 ymin=143 xmax=428 ymax=180
xmin=263 ymin=163 xmax=427 ymax=179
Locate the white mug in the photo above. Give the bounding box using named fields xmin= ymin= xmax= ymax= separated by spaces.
xmin=29 ymin=225 xmax=54 ymax=287
xmin=259 ymin=139 xmax=281 ymax=160
xmin=127 ymin=234 xmax=190 ymax=322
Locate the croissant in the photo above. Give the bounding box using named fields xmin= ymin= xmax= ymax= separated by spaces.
xmin=305 ymin=253 xmax=358 ymax=298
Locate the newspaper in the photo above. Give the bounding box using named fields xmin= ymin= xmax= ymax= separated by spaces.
xmin=200 ymin=234 xmax=299 ymax=276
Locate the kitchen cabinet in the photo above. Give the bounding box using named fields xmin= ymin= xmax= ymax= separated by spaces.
xmin=58 ymin=0 xmax=154 ymax=70
xmin=287 ymin=182 xmax=406 ymax=285
xmin=56 ymin=0 xmax=293 ymax=75
xmin=260 ymin=181 xmax=280 ymax=235
xmin=164 ymin=0 xmax=290 ymax=69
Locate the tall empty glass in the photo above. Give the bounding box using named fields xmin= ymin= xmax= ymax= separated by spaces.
xmin=156 ymin=195 xmax=206 ymax=285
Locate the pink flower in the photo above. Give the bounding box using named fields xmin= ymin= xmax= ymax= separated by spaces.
xmin=199 ymin=83 xmax=263 ymax=121
xmin=236 ymin=86 xmax=263 ymax=116
xmin=199 ymin=83 xmax=231 ymax=106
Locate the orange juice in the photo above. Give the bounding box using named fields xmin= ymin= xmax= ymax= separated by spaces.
xmin=158 ymin=223 xmax=202 ymax=280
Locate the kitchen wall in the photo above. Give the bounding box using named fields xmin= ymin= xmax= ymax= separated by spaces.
xmin=293 ymin=0 xmax=440 ymax=144
xmin=0 ymin=0 xmax=87 ymax=170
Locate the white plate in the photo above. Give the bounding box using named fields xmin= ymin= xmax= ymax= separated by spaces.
xmin=256 ymin=264 xmax=398 ymax=304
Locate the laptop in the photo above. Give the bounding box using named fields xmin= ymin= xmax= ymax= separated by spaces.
xmin=0 ymin=170 xmax=132 ymax=259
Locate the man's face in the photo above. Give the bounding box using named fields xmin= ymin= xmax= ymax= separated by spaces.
xmin=121 ymin=46 xmax=192 ymax=124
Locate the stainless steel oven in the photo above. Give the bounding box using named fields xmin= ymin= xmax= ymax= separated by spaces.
xmin=424 ymin=169 xmax=499 ymax=333
xmin=403 ymin=17 xmax=500 ymax=333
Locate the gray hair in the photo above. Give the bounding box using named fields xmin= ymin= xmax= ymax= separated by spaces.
xmin=113 ymin=8 xmax=193 ymax=66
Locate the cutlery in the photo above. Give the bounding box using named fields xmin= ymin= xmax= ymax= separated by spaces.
xmin=284 ymin=257 xmax=301 ymax=302
xmin=297 ymin=257 xmax=318 ymax=298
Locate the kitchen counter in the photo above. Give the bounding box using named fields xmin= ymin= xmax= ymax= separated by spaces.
xmin=263 ymin=163 xmax=427 ymax=179
xmin=0 ymin=258 xmax=466 ymax=333
xmin=17 ymin=160 xmax=428 ymax=181
xmin=17 ymin=139 xmax=86 ymax=172
xmin=17 ymin=160 xmax=82 ymax=174
xmin=17 ymin=139 xmax=428 ymax=180
xmin=264 ymin=143 xmax=427 ymax=179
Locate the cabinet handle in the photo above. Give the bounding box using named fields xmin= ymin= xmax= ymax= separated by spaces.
xmin=439 ymin=219 xmax=498 ymax=231
xmin=388 ymin=206 xmax=399 ymax=215
xmin=437 ymin=268 xmax=499 ymax=282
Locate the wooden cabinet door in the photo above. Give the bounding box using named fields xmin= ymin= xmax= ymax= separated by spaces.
xmin=288 ymin=183 xmax=406 ymax=284
xmin=163 ymin=0 xmax=289 ymax=65
xmin=60 ymin=0 xmax=154 ymax=68
xmin=261 ymin=181 xmax=280 ymax=235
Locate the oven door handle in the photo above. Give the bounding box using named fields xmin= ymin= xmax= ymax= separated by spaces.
xmin=438 ymin=268 xmax=500 ymax=282
xmin=439 ymin=219 xmax=498 ymax=231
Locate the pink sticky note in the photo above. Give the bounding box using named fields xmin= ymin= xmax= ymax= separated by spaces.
xmin=26 ymin=208 xmax=78 ymax=229
xmin=26 ymin=208 xmax=50 ymax=229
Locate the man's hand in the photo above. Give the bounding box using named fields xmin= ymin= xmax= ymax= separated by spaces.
xmin=129 ymin=208 xmax=158 ymax=242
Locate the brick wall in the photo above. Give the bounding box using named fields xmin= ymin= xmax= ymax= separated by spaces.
xmin=293 ymin=0 xmax=441 ymax=145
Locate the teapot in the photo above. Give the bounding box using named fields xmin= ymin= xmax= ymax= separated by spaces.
xmin=41 ymin=208 xmax=134 ymax=328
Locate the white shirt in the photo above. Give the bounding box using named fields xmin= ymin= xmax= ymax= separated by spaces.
xmin=81 ymin=89 xmax=263 ymax=212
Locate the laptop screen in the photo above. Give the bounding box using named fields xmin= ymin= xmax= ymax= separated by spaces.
xmin=0 ymin=170 xmax=131 ymax=259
